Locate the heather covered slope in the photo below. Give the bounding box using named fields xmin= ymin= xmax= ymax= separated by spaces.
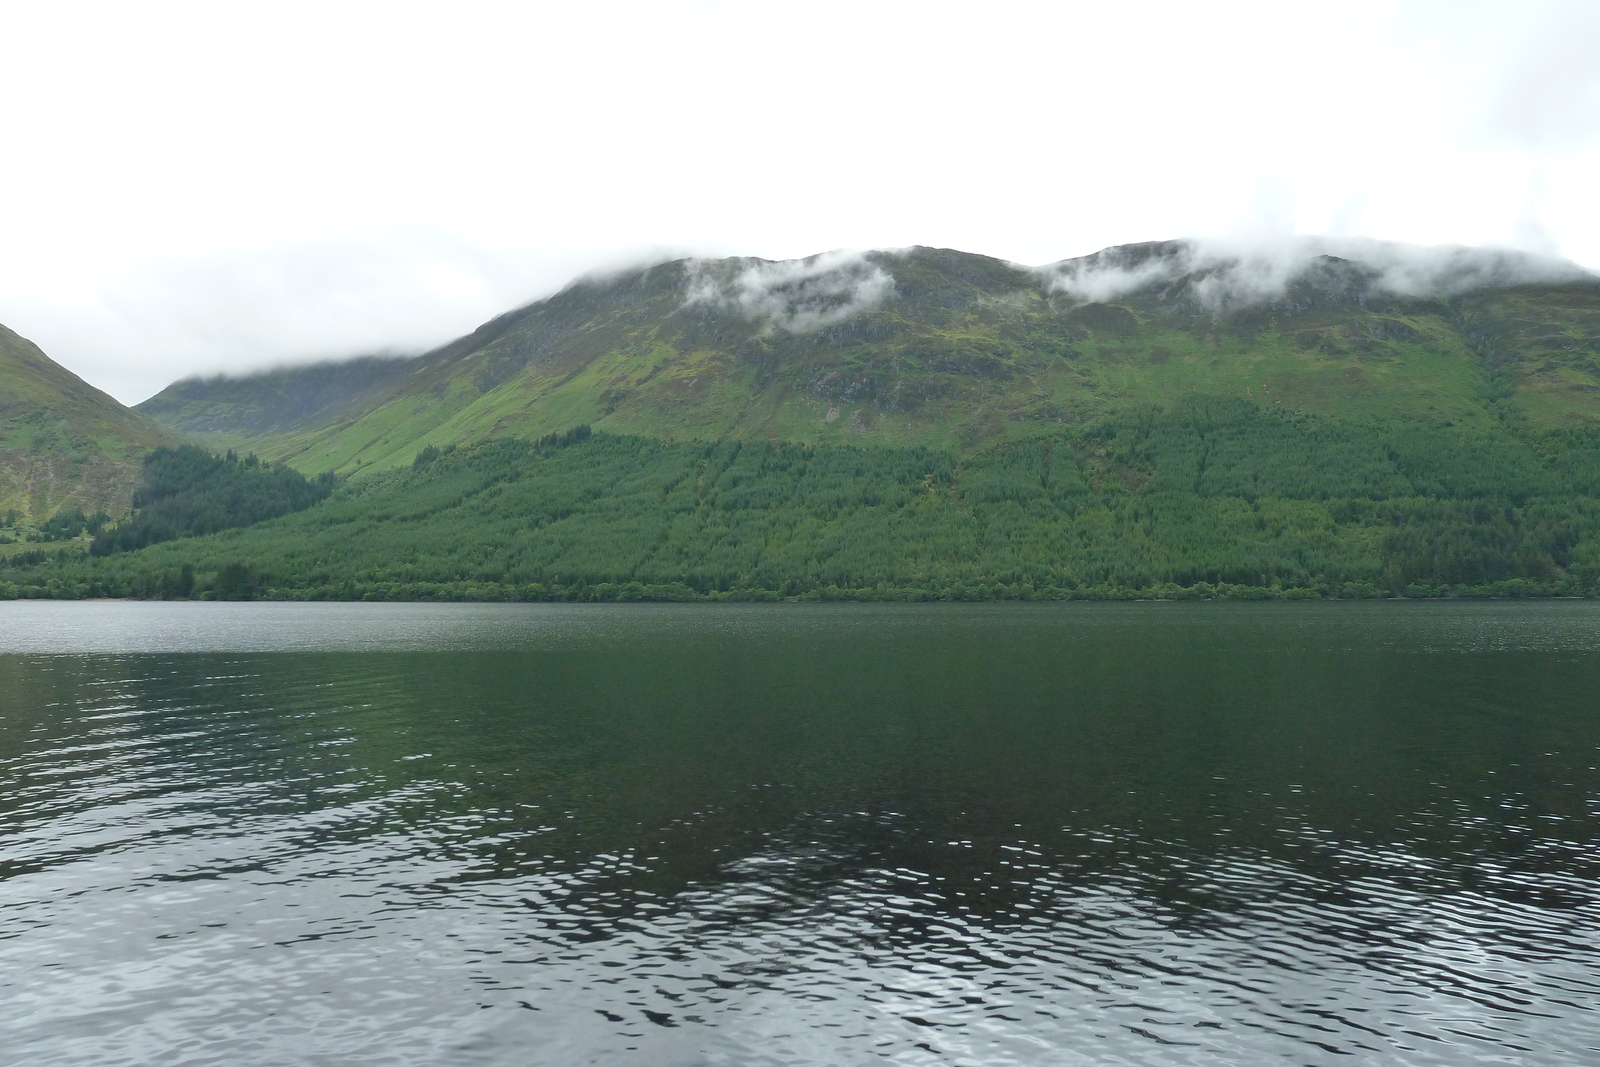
xmin=0 ymin=322 xmax=179 ymax=521
xmin=134 ymin=241 xmax=1600 ymax=477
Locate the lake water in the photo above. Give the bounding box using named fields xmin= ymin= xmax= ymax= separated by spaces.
xmin=2 ymin=601 xmax=1598 ymax=1066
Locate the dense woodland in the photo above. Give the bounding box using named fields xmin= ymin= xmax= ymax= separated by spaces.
xmin=88 ymin=445 xmax=336 ymax=555
xmin=7 ymin=400 xmax=1600 ymax=602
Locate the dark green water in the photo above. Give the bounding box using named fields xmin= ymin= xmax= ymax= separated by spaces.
xmin=2 ymin=601 xmax=1598 ymax=1065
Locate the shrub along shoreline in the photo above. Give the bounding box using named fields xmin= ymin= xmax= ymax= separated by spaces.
xmin=0 ymin=576 xmax=1584 ymax=603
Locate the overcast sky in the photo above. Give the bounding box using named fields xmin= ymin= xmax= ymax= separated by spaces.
xmin=2 ymin=0 xmax=1597 ymax=403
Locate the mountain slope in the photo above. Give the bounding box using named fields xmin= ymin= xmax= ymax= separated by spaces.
xmin=136 ymin=241 xmax=1600 ymax=476
xmin=0 ymin=322 xmax=179 ymax=521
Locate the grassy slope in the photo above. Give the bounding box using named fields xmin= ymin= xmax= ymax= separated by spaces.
xmin=132 ymin=247 xmax=1600 ymax=480
xmin=0 ymin=323 xmax=179 ymax=520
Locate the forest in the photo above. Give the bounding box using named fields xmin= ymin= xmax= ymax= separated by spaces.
xmin=6 ymin=398 xmax=1600 ymax=602
xmin=88 ymin=445 xmax=337 ymax=555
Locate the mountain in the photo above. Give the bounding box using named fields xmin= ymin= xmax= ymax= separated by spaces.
xmin=19 ymin=236 xmax=1600 ymax=605
xmin=0 ymin=322 xmax=178 ymax=522
xmin=135 ymin=241 xmax=1600 ymax=476
xmin=136 ymin=354 xmax=415 ymax=449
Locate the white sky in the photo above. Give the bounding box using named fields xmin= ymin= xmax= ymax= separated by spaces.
xmin=1 ymin=0 xmax=1597 ymax=403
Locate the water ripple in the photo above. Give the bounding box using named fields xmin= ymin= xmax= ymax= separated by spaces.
xmin=3 ymin=603 xmax=1599 ymax=1065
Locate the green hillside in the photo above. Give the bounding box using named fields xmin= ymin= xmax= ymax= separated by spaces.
xmin=0 ymin=322 xmax=178 ymax=526
xmin=11 ymin=406 xmax=1600 ymax=602
xmin=134 ymin=243 xmax=1600 ymax=478
xmin=16 ymin=238 xmax=1600 ymax=603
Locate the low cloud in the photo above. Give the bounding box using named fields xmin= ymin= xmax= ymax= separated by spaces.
xmin=1036 ymin=236 xmax=1595 ymax=311
xmin=1321 ymin=236 xmax=1592 ymax=296
xmin=684 ymin=251 xmax=895 ymax=334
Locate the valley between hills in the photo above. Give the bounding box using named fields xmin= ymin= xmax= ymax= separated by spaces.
xmin=5 ymin=240 xmax=1600 ymax=601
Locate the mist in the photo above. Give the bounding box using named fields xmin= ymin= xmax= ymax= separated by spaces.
xmin=1038 ymin=237 xmax=1597 ymax=312
xmin=684 ymin=252 xmax=896 ymax=335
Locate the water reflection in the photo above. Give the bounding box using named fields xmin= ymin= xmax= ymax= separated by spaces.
xmin=1 ymin=602 xmax=1598 ymax=1065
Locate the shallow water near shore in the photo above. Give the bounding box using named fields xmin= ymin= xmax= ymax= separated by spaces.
xmin=2 ymin=600 xmax=1598 ymax=1066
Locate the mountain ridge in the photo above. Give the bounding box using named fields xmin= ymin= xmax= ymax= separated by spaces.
xmin=134 ymin=240 xmax=1600 ymax=476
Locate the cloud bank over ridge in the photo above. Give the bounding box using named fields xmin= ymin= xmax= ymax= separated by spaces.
xmin=1038 ymin=238 xmax=1596 ymax=312
xmin=684 ymin=252 xmax=896 ymax=335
